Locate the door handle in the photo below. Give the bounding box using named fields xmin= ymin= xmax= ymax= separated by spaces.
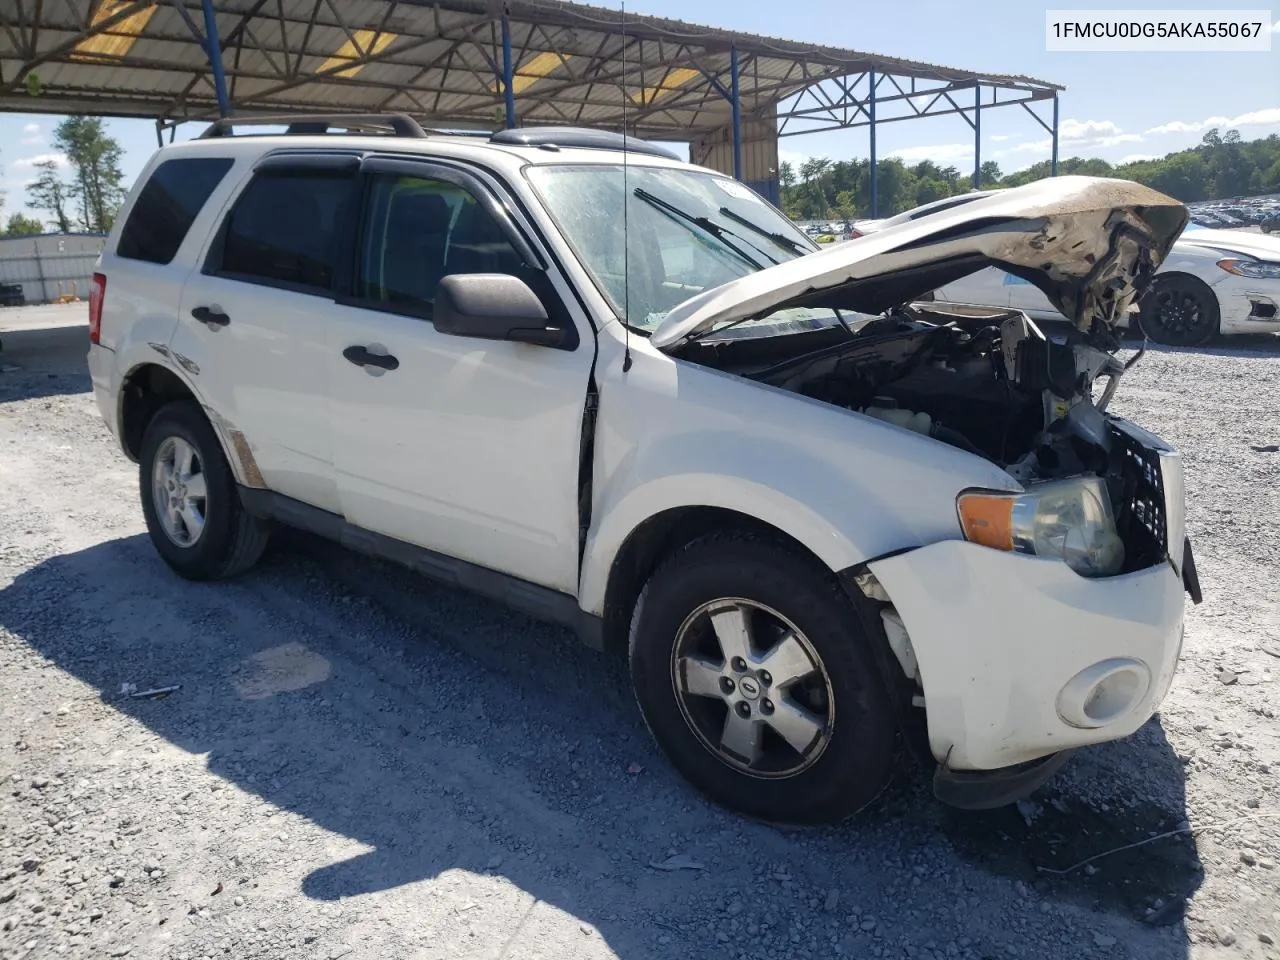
xmin=343 ymin=345 xmax=400 ymax=371
xmin=191 ymin=306 xmax=230 ymax=328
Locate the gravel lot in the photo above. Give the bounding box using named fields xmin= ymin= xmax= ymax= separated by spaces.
xmin=1 ymin=304 xmax=1278 ymax=960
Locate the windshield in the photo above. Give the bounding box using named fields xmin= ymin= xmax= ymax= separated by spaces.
xmin=525 ymin=163 xmax=824 ymax=334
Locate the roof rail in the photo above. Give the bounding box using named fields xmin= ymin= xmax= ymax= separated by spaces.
xmin=488 ymin=126 xmax=681 ymax=161
xmin=199 ymin=113 xmax=427 ymax=139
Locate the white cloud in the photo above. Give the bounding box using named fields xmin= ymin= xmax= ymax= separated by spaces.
xmin=1117 ymin=154 xmax=1157 ymax=164
xmin=1059 ymin=118 xmax=1123 ymax=140
xmin=1010 ymin=119 xmax=1142 ymax=153
xmin=777 ymin=147 xmax=809 ymax=172
xmin=1145 ymin=107 xmax=1280 ymax=136
xmin=1013 ymin=138 xmax=1053 ymax=154
xmin=888 ymin=142 xmax=974 ymax=163
xmin=22 ymin=122 xmax=39 ymax=134
xmin=990 ymin=134 xmax=1013 ymax=142
xmin=9 ymin=152 xmax=69 ymax=170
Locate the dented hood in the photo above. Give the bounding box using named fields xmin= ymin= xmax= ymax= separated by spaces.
xmin=649 ymin=176 xmax=1188 ymax=350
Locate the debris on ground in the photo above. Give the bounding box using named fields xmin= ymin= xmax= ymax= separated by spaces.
xmin=648 ymin=855 xmax=704 ymax=872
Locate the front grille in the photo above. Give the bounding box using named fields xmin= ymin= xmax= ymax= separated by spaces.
xmin=1111 ymin=425 xmax=1168 ymax=572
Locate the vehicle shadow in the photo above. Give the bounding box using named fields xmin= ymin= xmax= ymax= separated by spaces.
xmin=0 ymin=322 xmax=92 ymax=403
xmin=0 ymin=532 xmax=1201 ymax=958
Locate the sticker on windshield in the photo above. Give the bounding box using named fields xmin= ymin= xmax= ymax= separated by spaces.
xmin=715 ymin=179 xmax=758 ymax=201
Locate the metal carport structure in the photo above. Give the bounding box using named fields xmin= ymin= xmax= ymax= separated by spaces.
xmin=0 ymin=0 xmax=1063 ymax=215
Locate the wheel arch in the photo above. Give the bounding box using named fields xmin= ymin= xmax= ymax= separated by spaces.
xmin=119 ymin=362 xmax=199 ymax=461
xmin=118 ymin=362 xmax=263 ymax=488
xmin=1139 ymin=270 xmax=1222 ymax=343
xmin=594 ymin=505 xmax=838 ymax=655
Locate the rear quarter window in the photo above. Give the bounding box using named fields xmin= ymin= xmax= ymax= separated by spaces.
xmin=116 ymin=157 xmax=235 ymax=265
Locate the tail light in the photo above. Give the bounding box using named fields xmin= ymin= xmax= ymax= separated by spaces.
xmin=88 ymin=272 xmax=106 ymax=344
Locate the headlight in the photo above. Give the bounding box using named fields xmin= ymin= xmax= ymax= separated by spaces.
xmin=1217 ymin=258 xmax=1280 ymax=280
xmin=956 ymin=477 xmax=1125 ymax=578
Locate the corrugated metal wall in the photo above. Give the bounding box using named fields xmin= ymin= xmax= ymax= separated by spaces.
xmin=0 ymin=234 xmax=106 ymax=304
xmin=690 ymin=107 xmax=782 ymax=208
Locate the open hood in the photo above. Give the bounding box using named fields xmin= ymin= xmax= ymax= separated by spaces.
xmin=650 ymin=176 xmax=1188 ymax=350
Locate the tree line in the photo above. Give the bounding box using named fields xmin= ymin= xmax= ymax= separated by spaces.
xmin=0 ymin=116 xmax=127 ymax=238
xmin=779 ymin=128 xmax=1280 ymax=221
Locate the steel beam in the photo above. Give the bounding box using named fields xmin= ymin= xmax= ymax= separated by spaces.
xmin=869 ymin=69 xmax=877 ymax=218
xmin=1051 ymin=94 xmax=1059 ymax=176
xmin=501 ymin=14 xmax=516 ymax=128
xmin=200 ymin=0 xmax=230 ymax=116
xmin=972 ymin=85 xmax=981 ymax=188
xmin=730 ymin=43 xmax=742 ymax=180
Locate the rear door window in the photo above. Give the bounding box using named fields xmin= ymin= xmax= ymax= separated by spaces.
xmin=212 ymin=166 xmax=354 ymax=294
xmin=117 ymin=157 xmax=234 ymax=264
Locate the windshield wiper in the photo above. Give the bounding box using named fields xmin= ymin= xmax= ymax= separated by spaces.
xmin=632 ymin=187 xmax=777 ymax=269
xmin=717 ymin=206 xmax=809 ymax=256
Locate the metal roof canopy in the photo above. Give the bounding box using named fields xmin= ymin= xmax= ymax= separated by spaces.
xmin=0 ymin=0 xmax=1065 ymax=208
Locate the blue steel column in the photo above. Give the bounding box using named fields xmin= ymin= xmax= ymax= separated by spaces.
xmin=501 ymin=16 xmax=516 ymax=128
xmin=972 ymin=85 xmax=982 ymax=189
xmin=868 ymin=69 xmax=878 ymax=218
xmin=1051 ymin=94 xmax=1060 ymax=176
xmin=200 ymin=0 xmax=230 ymax=116
xmin=730 ymin=45 xmax=742 ymax=181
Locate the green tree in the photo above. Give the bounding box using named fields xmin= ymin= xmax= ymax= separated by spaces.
xmin=4 ymin=213 xmax=44 ymax=237
xmin=25 ymin=159 xmax=75 ymax=233
xmin=778 ymin=160 xmax=796 ymax=191
xmin=53 ymin=116 xmax=127 ymax=233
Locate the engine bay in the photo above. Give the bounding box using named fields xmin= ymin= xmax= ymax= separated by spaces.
xmin=673 ymin=304 xmax=1172 ymax=573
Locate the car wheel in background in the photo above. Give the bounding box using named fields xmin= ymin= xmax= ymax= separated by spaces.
xmin=139 ymin=400 xmax=270 ymax=580
xmin=629 ymin=532 xmax=897 ymax=824
xmin=1138 ymin=274 xmax=1221 ymax=347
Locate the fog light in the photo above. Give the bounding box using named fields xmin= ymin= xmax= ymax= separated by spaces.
xmin=1057 ymin=658 xmax=1151 ymax=729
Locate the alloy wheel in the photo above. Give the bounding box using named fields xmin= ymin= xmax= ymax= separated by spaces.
xmin=150 ymin=436 xmax=208 ymax=547
xmin=670 ymin=598 xmax=835 ymax=778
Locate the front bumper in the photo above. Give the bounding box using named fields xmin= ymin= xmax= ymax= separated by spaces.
xmin=868 ymin=541 xmax=1185 ymax=773
xmin=1214 ymin=275 xmax=1280 ymax=335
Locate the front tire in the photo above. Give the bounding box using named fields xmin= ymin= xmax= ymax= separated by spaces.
xmin=629 ymin=533 xmax=897 ymax=824
xmin=1138 ymin=274 xmax=1220 ymax=346
xmin=139 ymin=400 xmax=269 ymax=580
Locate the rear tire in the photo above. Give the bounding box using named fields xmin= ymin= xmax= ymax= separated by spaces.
xmin=1137 ymin=274 xmax=1220 ymax=346
xmin=139 ymin=400 xmax=269 ymax=580
xmin=629 ymin=532 xmax=897 ymax=824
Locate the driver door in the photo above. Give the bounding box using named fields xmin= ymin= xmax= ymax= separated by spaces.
xmin=327 ymin=158 xmax=594 ymax=595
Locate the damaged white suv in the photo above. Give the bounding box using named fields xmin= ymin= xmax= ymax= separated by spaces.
xmin=88 ymin=115 xmax=1201 ymax=823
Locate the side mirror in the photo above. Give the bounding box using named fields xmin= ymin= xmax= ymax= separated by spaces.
xmin=432 ymin=273 xmax=566 ymax=348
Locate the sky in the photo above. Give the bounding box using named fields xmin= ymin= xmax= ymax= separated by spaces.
xmin=1 ymin=0 xmax=1279 ymax=224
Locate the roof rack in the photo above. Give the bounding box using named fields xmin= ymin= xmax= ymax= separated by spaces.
xmin=488 ymin=127 xmax=680 ymax=160
xmin=199 ymin=113 xmax=427 ymax=139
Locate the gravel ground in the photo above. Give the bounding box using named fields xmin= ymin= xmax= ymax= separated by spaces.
xmin=1 ymin=306 xmax=1278 ymax=960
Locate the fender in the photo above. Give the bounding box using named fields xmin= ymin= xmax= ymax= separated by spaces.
xmin=578 ymin=420 xmax=1018 ymax=617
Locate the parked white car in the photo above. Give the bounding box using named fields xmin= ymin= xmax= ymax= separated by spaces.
xmin=856 ymin=195 xmax=1280 ymax=345
xmin=88 ymin=116 xmax=1200 ymax=823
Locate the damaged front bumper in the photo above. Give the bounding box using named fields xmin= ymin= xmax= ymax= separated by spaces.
xmin=1215 ymin=275 xmax=1280 ymax=335
xmin=867 ymin=541 xmax=1188 ymax=799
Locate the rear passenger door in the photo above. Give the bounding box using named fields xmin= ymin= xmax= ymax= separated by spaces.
xmin=171 ymin=155 xmax=358 ymax=514
xmin=327 ymin=158 xmax=594 ymax=595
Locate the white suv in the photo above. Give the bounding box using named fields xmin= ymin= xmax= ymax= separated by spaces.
xmin=88 ymin=114 xmax=1202 ymax=823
